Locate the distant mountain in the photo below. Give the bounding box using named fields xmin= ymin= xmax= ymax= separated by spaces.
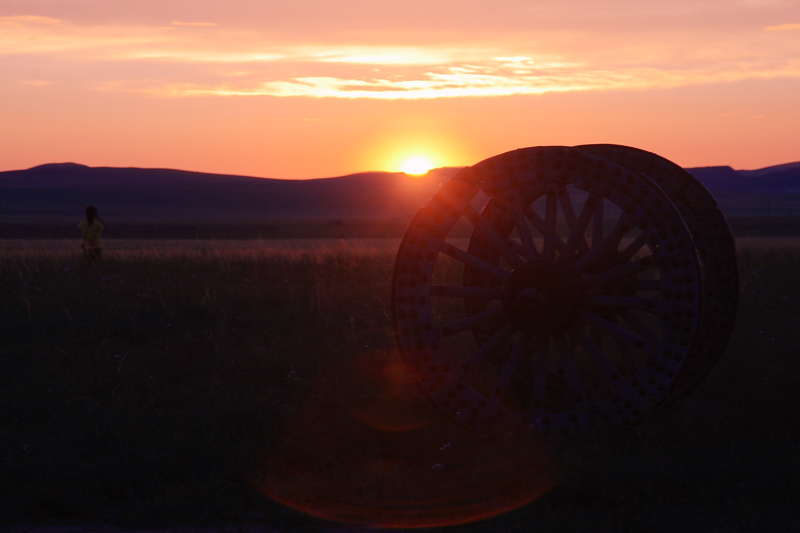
xmin=740 ymin=161 xmax=800 ymax=178
xmin=0 ymin=164 xmax=457 ymax=220
xmin=686 ymin=163 xmax=800 ymax=194
xmin=1 ymin=160 xmax=799 ymax=223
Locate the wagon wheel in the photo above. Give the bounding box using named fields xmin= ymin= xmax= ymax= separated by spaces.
xmin=392 ymin=146 xmax=703 ymax=434
xmin=576 ymin=144 xmax=738 ymax=404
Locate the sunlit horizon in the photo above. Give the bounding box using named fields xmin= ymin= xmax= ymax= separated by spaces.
xmin=398 ymin=155 xmax=435 ymax=175
xmin=2 ymin=1 xmax=799 ymax=178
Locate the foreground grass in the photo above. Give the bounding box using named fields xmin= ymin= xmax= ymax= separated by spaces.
xmin=1 ymin=238 xmax=799 ymax=532
xmin=1 ymin=240 xmax=399 ymax=528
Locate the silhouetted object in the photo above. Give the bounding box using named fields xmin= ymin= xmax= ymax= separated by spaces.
xmin=77 ymin=205 xmax=106 ymax=262
xmin=391 ymin=144 xmax=738 ymax=436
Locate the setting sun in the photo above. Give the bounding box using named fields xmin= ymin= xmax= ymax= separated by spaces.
xmin=400 ymin=155 xmax=434 ymax=175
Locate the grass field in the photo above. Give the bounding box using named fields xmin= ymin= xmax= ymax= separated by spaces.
xmin=3 ymin=213 xmax=800 ymax=240
xmin=1 ymin=237 xmax=799 ymax=532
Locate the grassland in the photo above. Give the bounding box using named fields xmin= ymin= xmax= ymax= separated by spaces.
xmin=3 ymin=213 xmax=800 ymax=240
xmin=1 ymin=237 xmax=799 ymax=532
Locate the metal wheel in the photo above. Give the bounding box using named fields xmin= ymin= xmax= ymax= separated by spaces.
xmin=392 ymin=146 xmax=705 ymax=434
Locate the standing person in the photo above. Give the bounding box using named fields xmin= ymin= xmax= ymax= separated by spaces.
xmin=78 ymin=205 xmax=106 ymax=262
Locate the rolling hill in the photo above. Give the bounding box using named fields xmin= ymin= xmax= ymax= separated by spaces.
xmin=0 ymin=163 xmax=454 ymax=221
xmin=1 ymin=160 xmax=799 ymax=237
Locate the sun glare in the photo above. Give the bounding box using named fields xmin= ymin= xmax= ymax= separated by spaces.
xmin=400 ymin=155 xmax=434 ymax=175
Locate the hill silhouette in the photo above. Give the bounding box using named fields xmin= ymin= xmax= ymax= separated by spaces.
xmin=687 ymin=163 xmax=800 ymax=194
xmin=1 ymin=160 xmax=799 ymax=233
xmin=0 ymin=164 xmax=455 ymax=221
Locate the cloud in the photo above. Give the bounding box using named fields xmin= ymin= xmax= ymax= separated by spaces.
xmin=3 ymin=13 xmax=800 ymax=100
xmin=0 ymin=15 xmax=172 ymax=56
xmin=136 ymin=56 xmax=800 ymax=100
xmin=764 ymin=23 xmax=800 ymax=31
xmin=0 ymin=15 xmax=63 ymax=27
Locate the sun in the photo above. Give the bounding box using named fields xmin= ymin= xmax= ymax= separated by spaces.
xmin=399 ymin=155 xmax=434 ymax=175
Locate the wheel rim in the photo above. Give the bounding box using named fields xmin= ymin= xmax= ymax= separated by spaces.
xmin=392 ymin=146 xmax=703 ymax=434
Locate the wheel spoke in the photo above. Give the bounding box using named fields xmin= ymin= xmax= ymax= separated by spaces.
xmin=617 ymin=308 xmax=659 ymax=344
xmin=579 ymin=310 xmax=650 ymax=349
xmin=440 ymin=241 xmax=509 ymax=281
xmin=543 ymin=188 xmax=559 ymax=261
xmin=559 ymin=187 xmax=593 ymax=256
xmin=513 ymin=199 xmax=540 ymax=261
xmin=573 ymin=323 xmax=624 ymax=381
xmin=559 ymin=193 xmax=601 ymax=264
xmin=580 ymin=256 xmax=656 ymax=289
xmin=591 ymin=198 xmax=605 ymax=247
xmin=492 ymin=332 xmax=530 ymax=396
xmin=524 ymin=205 xmax=567 ymax=255
xmin=523 ymin=204 xmax=546 ymax=234
xmin=619 ymin=231 xmax=651 ymax=262
xmin=506 ymin=238 xmax=529 ymax=258
xmin=570 ymin=215 xmax=628 ymax=273
xmin=463 ymin=322 xmax=518 ymax=369
xmin=464 ymin=204 xmax=525 ymax=269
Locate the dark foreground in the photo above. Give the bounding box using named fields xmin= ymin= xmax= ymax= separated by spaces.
xmin=1 ymin=238 xmax=799 ymax=533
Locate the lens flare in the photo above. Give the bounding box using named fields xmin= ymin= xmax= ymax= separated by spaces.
xmin=254 ymin=349 xmax=555 ymax=528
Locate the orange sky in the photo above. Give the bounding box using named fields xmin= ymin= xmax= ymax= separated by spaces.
xmin=1 ymin=0 xmax=799 ymax=178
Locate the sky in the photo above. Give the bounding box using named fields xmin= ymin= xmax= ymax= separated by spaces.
xmin=1 ymin=0 xmax=799 ymax=179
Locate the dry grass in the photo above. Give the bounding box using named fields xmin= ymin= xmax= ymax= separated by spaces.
xmin=1 ymin=238 xmax=799 ymax=532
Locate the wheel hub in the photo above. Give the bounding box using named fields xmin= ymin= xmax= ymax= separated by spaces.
xmin=502 ymin=261 xmax=581 ymax=335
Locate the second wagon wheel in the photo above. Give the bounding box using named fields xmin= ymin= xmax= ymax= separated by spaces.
xmin=392 ymin=146 xmax=703 ymax=434
xmin=576 ymin=144 xmax=738 ymax=405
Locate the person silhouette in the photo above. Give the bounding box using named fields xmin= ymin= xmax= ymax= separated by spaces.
xmin=78 ymin=205 xmax=106 ymax=262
